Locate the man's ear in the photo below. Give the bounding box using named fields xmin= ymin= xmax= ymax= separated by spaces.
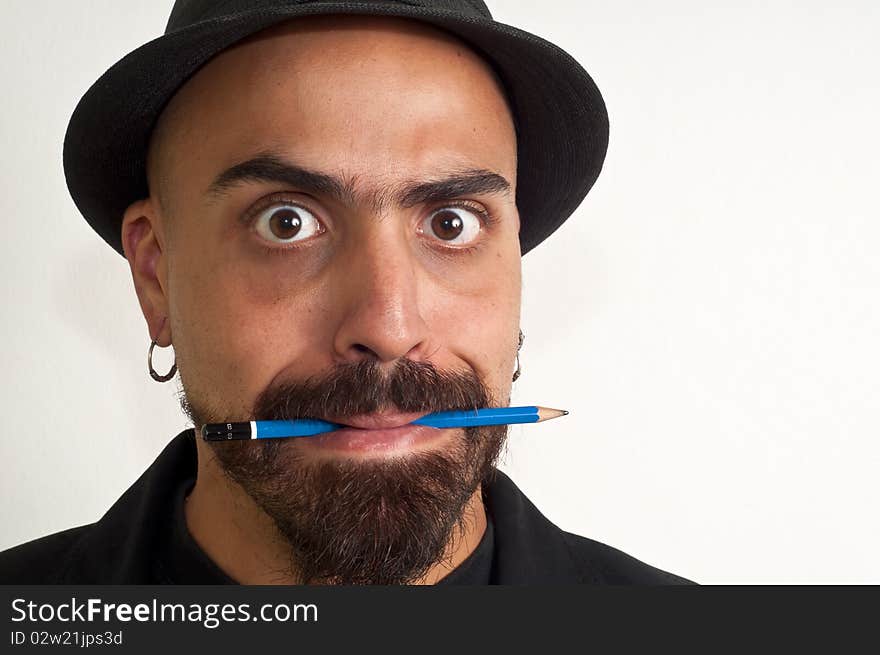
xmin=121 ymin=198 xmax=170 ymax=346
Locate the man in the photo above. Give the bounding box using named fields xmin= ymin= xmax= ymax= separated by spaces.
xmin=0 ymin=0 xmax=693 ymax=585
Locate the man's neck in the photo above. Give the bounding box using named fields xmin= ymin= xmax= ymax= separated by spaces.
xmin=184 ymin=441 xmax=487 ymax=584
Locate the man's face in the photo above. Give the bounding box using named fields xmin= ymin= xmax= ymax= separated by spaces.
xmin=128 ymin=15 xmax=521 ymax=583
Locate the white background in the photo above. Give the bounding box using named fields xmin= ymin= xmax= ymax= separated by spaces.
xmin=1 ymin=1 xmax=878 ymax=584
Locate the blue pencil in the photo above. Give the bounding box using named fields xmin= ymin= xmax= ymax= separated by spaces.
xmin=201 ymin=405 xmax=568 ymax=441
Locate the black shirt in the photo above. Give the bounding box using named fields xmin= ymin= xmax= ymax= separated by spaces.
xmin=0 ymin=429 xmax=694 ymax=585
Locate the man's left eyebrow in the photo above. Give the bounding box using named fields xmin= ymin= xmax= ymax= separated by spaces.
xmin=397 ymin=170 xmax=512 ymax=208
xmin=204 ymin=152 xmax=511 ymax=210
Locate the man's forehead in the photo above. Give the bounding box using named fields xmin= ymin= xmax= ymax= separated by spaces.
xmin=238 ymin=14 xmax=491 ymax=68
xmin=148 ymin=13 xmax=517 ymax=210
xmin=197 ymin=14 xmax=509 ymax=105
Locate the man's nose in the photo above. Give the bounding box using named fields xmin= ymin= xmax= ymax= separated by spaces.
xmin=331 ymin=233 xmax=431 ymax=367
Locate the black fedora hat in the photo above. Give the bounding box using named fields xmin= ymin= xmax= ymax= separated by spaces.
xmin=63 ymin=0 xmax=608 ymax=258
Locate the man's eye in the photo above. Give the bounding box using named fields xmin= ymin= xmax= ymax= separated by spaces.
xmin=253 ymin=203 xmax=323 ymax=244
xmin=419 ymin=206 xmax=484 ymax=245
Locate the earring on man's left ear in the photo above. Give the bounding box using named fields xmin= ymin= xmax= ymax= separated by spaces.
xmin=512 ymin=329 xmax=524 ymax=382
xmin=148 ymin=316 xmax=177 ymax=383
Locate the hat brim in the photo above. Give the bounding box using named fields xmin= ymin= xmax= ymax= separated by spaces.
xmin=63 ymin=2 xmax=608 ymax=257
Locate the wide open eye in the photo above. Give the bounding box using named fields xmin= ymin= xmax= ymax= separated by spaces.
xmin=253 ymin=202 xmax=323 ymax=245
xmin=419 ymin=205 xmax=484 ymax=246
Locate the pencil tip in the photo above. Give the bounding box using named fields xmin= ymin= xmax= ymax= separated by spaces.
xmin=536 ymin=406 xmax=569 ymax=421
xmin=562 ymin=410 xmax=569 ymax=416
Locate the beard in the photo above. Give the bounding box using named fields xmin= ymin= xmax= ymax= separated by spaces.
xmin=179 ymin=358 xmax=508 ymax=585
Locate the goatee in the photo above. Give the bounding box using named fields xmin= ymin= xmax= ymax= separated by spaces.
xmin=180 ymin=358 xmax=507 ymax=584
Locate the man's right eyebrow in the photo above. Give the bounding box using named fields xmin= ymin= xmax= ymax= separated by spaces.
xmin=205 ymin=153 xmax=351 ymax=205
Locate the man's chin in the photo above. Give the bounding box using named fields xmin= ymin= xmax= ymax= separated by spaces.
xmin=203 ymin=423 xmax=508 ymax=584
xmin=215 ymin=434 xmax=485 ymax=584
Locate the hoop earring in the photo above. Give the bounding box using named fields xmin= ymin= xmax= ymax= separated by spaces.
xmin=512 ymin=329 xmax=524 ymax=382
xmin=148 ymin=327 xmax=177 ymax=383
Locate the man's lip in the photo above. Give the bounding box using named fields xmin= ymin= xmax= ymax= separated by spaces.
xmin=324 ymin=411 xmax=430 ymax=430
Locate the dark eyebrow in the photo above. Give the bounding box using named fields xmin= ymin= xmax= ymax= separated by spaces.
xmin=397 ymin=169 xmax=511 ymax=208
xmin=205 ymin=152 xmax=511 ymax=212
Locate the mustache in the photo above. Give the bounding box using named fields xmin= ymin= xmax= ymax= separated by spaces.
xmin=252 ymin=358 xmax=493 ymax=423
